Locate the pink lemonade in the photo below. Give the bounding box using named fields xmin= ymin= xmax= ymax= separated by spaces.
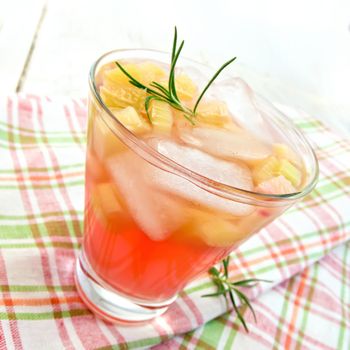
xmin=75 ymin=32 xmax=318 ymax=323
xmin=81 ymin=57 xmax=307 ymax=305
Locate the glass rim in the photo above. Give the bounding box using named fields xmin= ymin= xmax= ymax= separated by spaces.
xmin=88 ymin=48 xmax=319 ymax=207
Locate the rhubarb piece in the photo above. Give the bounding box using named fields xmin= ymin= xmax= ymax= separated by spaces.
xmin=273 ymin=143 xmax=300 ymax=165
xmin=278 ymin=158 xmax=302 ymax=187
xmin=150 ymin=100 xmax=173 ymax=134
xmin=196 ymin=101 xmax=231 ymax=127
xmin=104 ymin=62 xmax=166 ymax=88
xmin=175 ymin=74 xmax=197 ymax=101
xmin=100 ymin=86 xmax=146 ymax=112
xmin=255 ymin=175 xmax=296 ymax=195
xmin=111 ymin=106 xmax=150 ymax=134
xmin=184 ymin=209 xmax=247 ymax=247
xmin=91 ymin=182 xmax=122 ymax=225
xmin=253 ymin=154 xmax=302 ymax=188
xmin=252 ymin=156 xmax=280 ymax=185
xmin=198 ymin=217 xmax=247 ymax=247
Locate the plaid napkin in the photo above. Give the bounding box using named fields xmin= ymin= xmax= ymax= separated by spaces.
xmin=0 ymin=95 xmax=349 ymax=350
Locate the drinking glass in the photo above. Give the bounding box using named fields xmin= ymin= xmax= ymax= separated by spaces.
xmin=75 ymin=49 xmax=318 ymax=323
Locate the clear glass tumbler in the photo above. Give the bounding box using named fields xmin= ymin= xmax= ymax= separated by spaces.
xmin=75 ymin=49 xmax=319 ymax=323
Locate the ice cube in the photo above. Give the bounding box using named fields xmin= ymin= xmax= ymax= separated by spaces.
xmin=211 ymin=78 xmax=278 ymax=143
xmin=107 ymin=152 xmax=183 ymax=241
xmin=253 ymin=94 xmax=297 ymax=144
xmin=179 ymin=127 xmax=271 ymax=163
xmin=176 ymin=64 xmax=208 ymax=92
xmin=147 ymin=139 xmax=254 ymax=216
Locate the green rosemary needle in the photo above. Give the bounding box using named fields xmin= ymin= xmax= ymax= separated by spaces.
xmin=115 ymin=27 xmax=236 ymax=124
xmin=203 ymin=256 xmax=271 ymax=332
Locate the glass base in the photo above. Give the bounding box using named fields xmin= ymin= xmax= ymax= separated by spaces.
xmin=75 ymin=257 xmax=176 ymax=323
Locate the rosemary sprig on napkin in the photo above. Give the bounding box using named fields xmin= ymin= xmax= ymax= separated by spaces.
xmin=203 ymin=256 xmax=270 ymax=332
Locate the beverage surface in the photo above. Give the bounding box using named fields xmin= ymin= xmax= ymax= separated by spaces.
xmin=97 ymin=59 xmax=305 ymax=196
xmin=83 ymin=59 xmax=306 ymax=301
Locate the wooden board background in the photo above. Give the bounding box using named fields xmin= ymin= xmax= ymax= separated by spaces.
xmin=0 ymin=0 xmax=349 ymax=134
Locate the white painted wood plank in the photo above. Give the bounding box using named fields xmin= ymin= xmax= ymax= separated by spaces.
xmin=22 ymin=0 xmax=350 ymax=134
xmin=21 ymin=0 xmax=173 ymax=97
xmin=0 ymin=0 xmax=46 ymax=94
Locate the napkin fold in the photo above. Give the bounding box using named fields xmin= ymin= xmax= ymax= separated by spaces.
xmin=0 ymin=95 xmax=349 ymax=350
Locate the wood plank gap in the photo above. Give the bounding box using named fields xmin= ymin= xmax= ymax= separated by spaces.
xmin=16 ymin=3 xmax=48 ymax=92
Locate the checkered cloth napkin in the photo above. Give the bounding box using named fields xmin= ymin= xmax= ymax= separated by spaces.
xmin=0 ymin=95 xmax=349 ymax=350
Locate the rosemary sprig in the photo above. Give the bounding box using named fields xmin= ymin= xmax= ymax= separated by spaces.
xmin=203 ymin=256 xmax=271 ymax=332
xmin=115 ymin=27 xmax=236 ymax=124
